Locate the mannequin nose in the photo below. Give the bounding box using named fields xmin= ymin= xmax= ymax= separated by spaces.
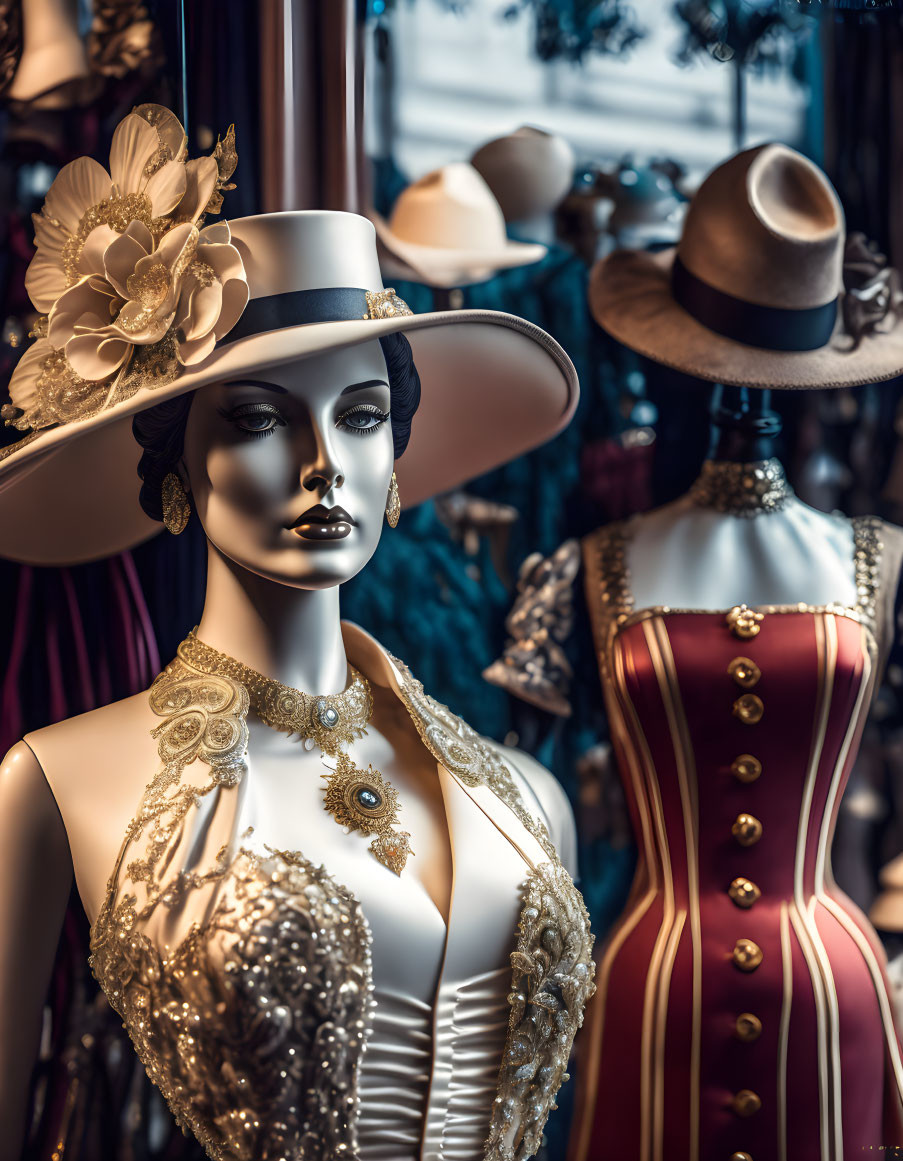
xmin=301 ymin=425 xmax=345 ymax=494
xmin=303 ymin=467 xmax=345 ymax=493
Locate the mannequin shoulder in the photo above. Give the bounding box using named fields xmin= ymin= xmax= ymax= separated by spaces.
xmin=483 ymin=538 xmax=582 ymax=716
xmin=0 ymin=739 xmax=69 ymax=848
xmin=22 ymin=692 xmax=160 ymax=810
xmin=494 ymin=741 xmax=578 ymax=877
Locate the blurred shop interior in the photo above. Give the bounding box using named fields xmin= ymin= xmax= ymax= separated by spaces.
xmin=3 ymin=1 xmax=903 ymax=1157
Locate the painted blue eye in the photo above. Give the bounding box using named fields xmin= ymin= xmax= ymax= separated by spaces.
xmin=338 ymin=406 xmax=389 ymax=435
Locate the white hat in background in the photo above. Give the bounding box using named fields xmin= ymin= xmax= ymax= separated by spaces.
xmin=371 ymin=162 xmax=546 ymax=289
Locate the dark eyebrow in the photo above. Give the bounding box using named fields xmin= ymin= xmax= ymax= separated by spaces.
xmin=340 ymin=379 xmax=389 ymax=396
xmin=222 ymin=379 xmax=288 ymax=394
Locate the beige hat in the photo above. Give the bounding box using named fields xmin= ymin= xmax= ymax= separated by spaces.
xmin=470 ymin=126 xmax=575 ymax=223
xmin=0 ymin=107 xmax=577 ymax=566
xmin=371 ymin=162 xmax=546 ymax=289
xmin=589 ymin=143 xmax=903 ymax=389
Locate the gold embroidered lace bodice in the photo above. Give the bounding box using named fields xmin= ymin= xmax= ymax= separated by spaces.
xmin=88 ymin=627 xmax=595 ymax=1161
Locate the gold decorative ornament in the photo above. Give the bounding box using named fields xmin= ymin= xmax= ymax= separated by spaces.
xmin=733 ymin=693 xmax=764 ymax=725
xmin=732 ymin=813 xmax=764 ymax=847
xmin=364 ymin=288 xmax=413 ymax=320
xmin=731 ymin=1090 xmax=763 ymax=1117
xmin=179 ymin=631 xmax=371 ymax=753
xmin=731 ymin=754 xmax=762 ymax=783
xmin=177 ymin=632 xmax=412 ymax=874
xmin=726 ymin=605 xmax=764 ymax=639
xmin=161 ymin=472 xmax=190 ymax=534
xmin=688 ymin=458 xmax=792 ymax=517
xmin=729 ymin=877 xmax=761 ymax=908
xmin=322 ymin=753 xmax=412 ymax=875
xmin=735 ymin=1012 xmax=763 ymax=1042
xmin=2 ymin=103 xmax=248 ymax=446
xmin=385 ymin=470 xmax=401 ymax=528
xmin=728 ymin=656 xmax=761 ymax=689
xmin=732 ymin=938 xmax=763 ymax=971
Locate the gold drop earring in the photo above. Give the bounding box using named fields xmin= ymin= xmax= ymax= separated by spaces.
xmin=385 ymin=471 xmax=400 ymax=528
xmin=161 ymin=472 xmax=191 ymax=535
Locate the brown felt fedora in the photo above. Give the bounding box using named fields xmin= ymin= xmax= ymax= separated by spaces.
xmin=589 ymin=143 xmax=903 ymax=389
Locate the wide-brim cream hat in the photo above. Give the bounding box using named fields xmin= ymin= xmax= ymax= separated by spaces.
xmin=0 ymin=108 xmax=577 ymax=566
xmin=371 ymin=162 xmax=546 ymax=289
xmin=590 ymin=143 xmax=903 ymax=389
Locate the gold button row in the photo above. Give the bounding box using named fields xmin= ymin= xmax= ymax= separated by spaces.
xmin=726 ymin=615 xmax=764 ymax=1142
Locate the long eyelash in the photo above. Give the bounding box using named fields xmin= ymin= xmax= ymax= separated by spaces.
xmin=217 ymin=402 xmax=286 ymax=440
xmin=337 ymin=404 xmax=390 ymax=437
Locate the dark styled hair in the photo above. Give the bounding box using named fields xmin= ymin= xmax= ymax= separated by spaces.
xmin=133 ymin=331 xmax=422 ymax=522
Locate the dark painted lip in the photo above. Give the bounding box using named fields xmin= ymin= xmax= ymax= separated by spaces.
xmin=289 ymin=505 xmax=356 ymax=530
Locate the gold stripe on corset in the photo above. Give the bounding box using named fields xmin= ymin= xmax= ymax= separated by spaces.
xmin=791 ymin=613 xmax=842 ymax=1161
xmin=817 ymin=623 xmax=903 ymax=1113
xmin=778 ymin=902 xmax=794 ymax=1161
xmin=646 ymin=617 xmax=702 ymax=1161
xmin=572 ymin=539 xmax=667 ymax=1161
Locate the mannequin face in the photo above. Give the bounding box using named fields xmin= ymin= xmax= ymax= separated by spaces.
xmin=182 ymin=340 xmax=394 ymax=589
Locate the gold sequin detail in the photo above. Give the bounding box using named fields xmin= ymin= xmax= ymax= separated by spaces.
xmin=687 ymin=458 xmax=792 ymax=517
xmin=364 ymin=287 xmax=412 ymax=320
xmin=59 ymin=192 xmax=154 ymax=285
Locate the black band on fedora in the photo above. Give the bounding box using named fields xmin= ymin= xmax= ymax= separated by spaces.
xmin=225 ymin=287 xmax=372 ymax=344
xmin=672 ymin=255 xmax=837 ymax=352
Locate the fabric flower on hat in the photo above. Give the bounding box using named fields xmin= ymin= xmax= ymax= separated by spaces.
xmin=4 ymin=103 xmax=246 ymax=433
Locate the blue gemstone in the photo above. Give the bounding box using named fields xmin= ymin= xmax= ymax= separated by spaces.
xmin=356 ymin=787 xmax=381 ymax=810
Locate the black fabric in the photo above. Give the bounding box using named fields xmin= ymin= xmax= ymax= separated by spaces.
xmin=671 ymin=254 xmax=838 ymax=352
xmin=225 ymin=287 xmax=372 ymax=343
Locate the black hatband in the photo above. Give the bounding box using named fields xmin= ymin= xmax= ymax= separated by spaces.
xmin=672 ymin=255 xmax=837 ymax=352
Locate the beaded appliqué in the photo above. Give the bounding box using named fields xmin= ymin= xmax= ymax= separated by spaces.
xmin=88 ymin=654 xmax=375 ymax=1161
xmin=687 ymin=457 xmax=793 ymax=516
xmin=389 ymin=654 xmax=596 ymax=1159
xmin=482 ymin=539 xmax=580 ymax=718
xmin=487 ymin=863 xmax=597 ymax=1161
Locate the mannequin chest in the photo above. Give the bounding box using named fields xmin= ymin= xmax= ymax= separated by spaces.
xmin=627 ymin=496 xmax=857 ymax=611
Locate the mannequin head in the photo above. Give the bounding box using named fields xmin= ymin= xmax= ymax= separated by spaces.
xmin=133 ymin=334 xmax=420 ymax=589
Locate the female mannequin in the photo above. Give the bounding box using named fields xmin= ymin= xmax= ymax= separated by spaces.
xmin=488 ymin=144 xmax=903 ymax=1160
xmin=0 ymin=104 xmax=592 ymax=1161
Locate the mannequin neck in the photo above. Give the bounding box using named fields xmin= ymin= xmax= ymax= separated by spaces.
xmin=194 ymin=544 xmax=349 ymax=695
xmin=707 ymin=384 xmax=782 ymax=462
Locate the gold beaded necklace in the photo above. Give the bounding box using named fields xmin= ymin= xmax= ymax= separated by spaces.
xmin=178 ymin=631 xmax=413 ymax=874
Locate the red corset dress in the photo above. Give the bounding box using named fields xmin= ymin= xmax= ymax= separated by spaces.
xmin=570 ymin=515 xmax=903 ymax=1161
